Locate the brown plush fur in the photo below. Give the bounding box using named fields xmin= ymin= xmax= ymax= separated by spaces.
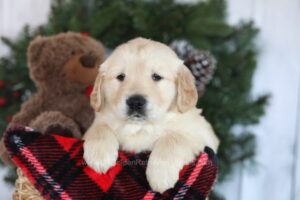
xmin=0 ymin=32 xmax=105 ymax=165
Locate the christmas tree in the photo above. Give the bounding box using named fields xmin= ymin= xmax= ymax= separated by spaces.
xmin=0 ymin=0 xmax=268 ymax=199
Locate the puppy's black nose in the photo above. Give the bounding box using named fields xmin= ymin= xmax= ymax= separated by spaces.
xmin=126 ymin=95 xmax=146 ymax=111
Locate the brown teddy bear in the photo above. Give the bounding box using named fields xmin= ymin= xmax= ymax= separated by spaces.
xmin=0 ymin=32 xmax=105 ymax=165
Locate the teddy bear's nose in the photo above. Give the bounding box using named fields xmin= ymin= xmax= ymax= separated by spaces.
xmin=80 ymin=53 xmax=98 ymax=68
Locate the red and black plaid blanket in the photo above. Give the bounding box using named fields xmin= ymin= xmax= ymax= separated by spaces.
xmin=4 ymin=126 xmax=218 ymax=200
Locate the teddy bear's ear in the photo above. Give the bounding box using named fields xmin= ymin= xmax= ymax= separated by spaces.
xmin=27 ymin=36 xmax=51 ymax=83
xmin=90 ymin=74 xmax=103 ymax=112
xmin=28 ymin=36 xmax=47 ymax=64
xmin=27 ymin=36 xmax=49 ymax=82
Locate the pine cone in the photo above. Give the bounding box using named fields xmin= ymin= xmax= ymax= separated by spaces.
xmin=170 ymin=40 xmax=216 ymax=97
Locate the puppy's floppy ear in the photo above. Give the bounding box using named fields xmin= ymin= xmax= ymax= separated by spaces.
xmin=176 ymin=66 xmax=198 ymax=112
xmin=90 ymin=73 xmax=103 ymax=112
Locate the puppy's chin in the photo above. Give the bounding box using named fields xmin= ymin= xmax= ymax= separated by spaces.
xmin=114 ymin=103 xmax=166 ymax=123
xmin=112 ymin=108 xmax=148 ymax=123
xmin=127 ymin=114 xmax=147 ymax=123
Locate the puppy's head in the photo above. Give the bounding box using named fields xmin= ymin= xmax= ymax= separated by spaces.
xmin=91 ymin=38 xmax=198 ymax=122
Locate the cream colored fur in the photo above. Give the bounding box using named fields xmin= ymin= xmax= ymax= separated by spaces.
xmin=84 ymin=38 xmax=219 ymax=193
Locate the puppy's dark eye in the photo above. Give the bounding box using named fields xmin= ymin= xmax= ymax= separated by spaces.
xmin=152 ymin=73 xmax=163 ymax=81
xmin=116 ymin=73 xmax=125 ymax=81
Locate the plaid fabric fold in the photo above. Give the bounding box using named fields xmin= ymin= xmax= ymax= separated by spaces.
xmin=4 ymin=126 xmax=218 ymax=200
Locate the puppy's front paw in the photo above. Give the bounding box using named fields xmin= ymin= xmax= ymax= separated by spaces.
xmin=146 ymin=157 xmax=180 ymax=194
xmin=83 ymin=139 xmax=118 ymax=173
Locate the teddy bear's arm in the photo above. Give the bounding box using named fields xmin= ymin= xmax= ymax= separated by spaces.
xmin=0 ymin=95 xmax=42 ymax=166
xmin=10 ymin=94 xmax=43 ymax=127
xmin=0 ymin=137 xmax=15 ymax=165
xmin=29 ymin=111 xmax=81 ymax=138
xmin=74 ymin=101 xmax=95 ymax=132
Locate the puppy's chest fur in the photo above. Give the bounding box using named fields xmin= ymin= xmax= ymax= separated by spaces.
xmin=114 ymin=123 xmax=162 ymax=153
xmin=97 ymin=109 xmax=218 ymax=154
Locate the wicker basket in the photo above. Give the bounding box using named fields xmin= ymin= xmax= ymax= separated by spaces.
xmin=13 ymin=168 xmax=43 ymax=200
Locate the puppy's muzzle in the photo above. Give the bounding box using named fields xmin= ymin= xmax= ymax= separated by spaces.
xmin=126 ymin=95 xmax=147 ymax=118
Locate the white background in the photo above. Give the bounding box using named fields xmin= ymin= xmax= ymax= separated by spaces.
xmin=0 ymin=0 xmax=300 ymax=199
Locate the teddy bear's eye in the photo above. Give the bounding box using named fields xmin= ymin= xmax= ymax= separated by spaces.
xmin=116 ymin=73 xmax=125 ymax=81
xmin=71 ymin=51 xmax=76 ymax=55
xmin=152 ymin=73 xmax=163 ymax=81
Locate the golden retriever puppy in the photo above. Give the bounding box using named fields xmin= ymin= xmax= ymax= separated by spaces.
xmin=83 ymin=38 xmax=219 ymax=193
